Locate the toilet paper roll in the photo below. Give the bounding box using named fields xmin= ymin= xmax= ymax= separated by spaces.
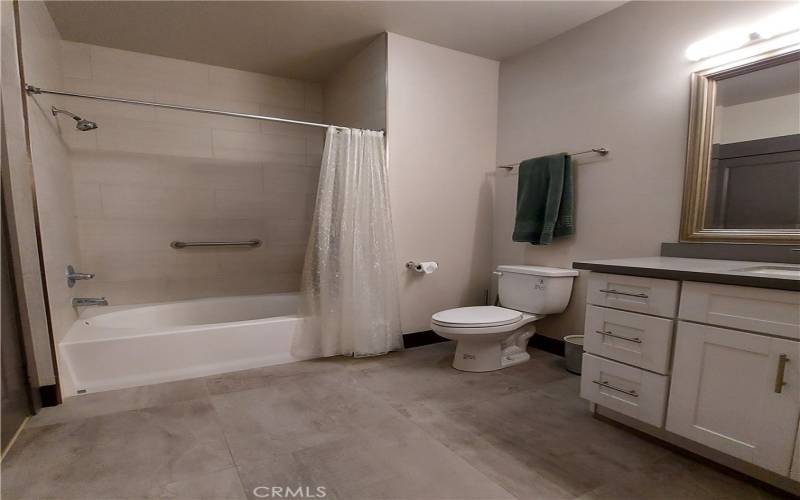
xmin=415 ymin=261 xmax=439 ymax=274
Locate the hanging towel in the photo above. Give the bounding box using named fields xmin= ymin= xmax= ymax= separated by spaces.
xmin=512 ymin=153 xmax=574 ymax=245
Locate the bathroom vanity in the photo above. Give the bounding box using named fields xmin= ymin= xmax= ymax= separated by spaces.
xmin=572 ymin=256 xmax=800 ymax=493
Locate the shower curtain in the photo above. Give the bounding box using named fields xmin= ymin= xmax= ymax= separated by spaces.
xmin=292 ymin=127 xmax=402 ymax=358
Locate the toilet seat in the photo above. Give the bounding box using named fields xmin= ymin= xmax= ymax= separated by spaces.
xmin=431 ymin=306 xmax=522 ymax=328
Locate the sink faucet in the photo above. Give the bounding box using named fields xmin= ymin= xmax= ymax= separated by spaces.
xmin=72 ymin=297 xmax=108 ymax=307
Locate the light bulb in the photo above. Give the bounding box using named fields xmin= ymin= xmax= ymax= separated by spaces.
xmin=685 ymin=28 xmax=752 ymax=61
xmin=756 ymin=6 xmax=800 ymax=39
xmin=685 ymin=6 xmax=800 ymax=61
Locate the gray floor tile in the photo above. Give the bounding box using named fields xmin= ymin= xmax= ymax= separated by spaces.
xmin=2 ymin=344 xmax=786 ymax=500
xmin=2 ymin=399 xmax=232 ymax=500
xmin=28 ymin=378 xmax=210 ymax=428
xmin=211 ymin=369 xmax=413 ymax=464
xmin=398 ymin=376 xmax=673 ymax=498
xmin=289 ymin=425 xmax=514 ymax=500
xmin=205 ymin=358 xmax=346 ymax=396
xmin=351 ymin=347 xmax=571 ymax=414
xmin=148 ymin=467 xmax=247 ymax=500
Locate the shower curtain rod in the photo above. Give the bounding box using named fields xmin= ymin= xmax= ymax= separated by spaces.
xmin=497 ymin=147 xmax=609 ymax=170
xmin=25 ymin=85 xmax=351 ymax=130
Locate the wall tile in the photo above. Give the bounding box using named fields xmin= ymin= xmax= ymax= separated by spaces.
xmin=73 ymin=183 xmax=103 ymax=216
xmin=60 ymin=41 xmax=92 ymax=79
xmin=100 ymin=185 xmax=216 ymax=220
xmin=263 ymin=165 xmax=319 ymax=194
xmin=64 ymin=42 xmax=326 ymax=304
xmin=97 ymin=117 xmax=213 ymax=158
xmin=90 ymin=45 xmax=211 ymax=95
xmin=304 ymin=83 xmax=324 ymax=113
xmin=208 ymin=66 xmax=304 ymax=109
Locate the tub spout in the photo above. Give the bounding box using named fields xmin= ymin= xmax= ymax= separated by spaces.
xmin=73 ymin=297 xmax=108 ymax=307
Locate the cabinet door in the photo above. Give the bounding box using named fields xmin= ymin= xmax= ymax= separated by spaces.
xmin=666 ymin=322 xmax=800 ymax=475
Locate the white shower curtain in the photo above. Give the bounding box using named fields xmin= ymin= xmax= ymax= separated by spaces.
xmin=292 ymin=127 xmax=402 ymax=358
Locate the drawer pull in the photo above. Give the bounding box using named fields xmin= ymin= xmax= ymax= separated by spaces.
xmin=595 ymin=330 xmax=642 ymax=344
xmin=599 ymin=288 xmax=649 ymax=299
xmin=592 ymin=379 xmax=639 ymax=397
xmin=774 ymin=354 xmax=789 ymax=394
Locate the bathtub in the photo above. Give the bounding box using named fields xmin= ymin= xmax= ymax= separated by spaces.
xmin=58 ymin=293 xmax=305 ymax=397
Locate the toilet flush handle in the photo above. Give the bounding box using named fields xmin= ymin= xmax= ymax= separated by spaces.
xmin=493 ymin=271 xmax=503 ymax=276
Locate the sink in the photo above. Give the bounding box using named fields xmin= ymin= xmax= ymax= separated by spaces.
xmin=734 ymin=266 xmax=800 ymax=278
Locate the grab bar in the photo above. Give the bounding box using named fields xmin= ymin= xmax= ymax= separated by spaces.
xmin=170 ymin=240 xmax=262 ymax=249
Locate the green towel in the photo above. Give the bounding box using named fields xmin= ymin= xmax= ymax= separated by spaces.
xmin=512 ymin=153 xmax=574 ymax=245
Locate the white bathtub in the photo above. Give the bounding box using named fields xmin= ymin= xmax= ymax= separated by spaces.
xmin=58 ymin=293 xmax=305 ymax=397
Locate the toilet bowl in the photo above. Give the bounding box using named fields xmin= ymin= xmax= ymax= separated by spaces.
xmin=431 ymin=265 xmax=578 ymax=372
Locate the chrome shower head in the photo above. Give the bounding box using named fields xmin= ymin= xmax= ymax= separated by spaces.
xmin=51 ymin=106 xmax=98 ymax=131
xmin=75 ymin=119 xmax=98 ymax=131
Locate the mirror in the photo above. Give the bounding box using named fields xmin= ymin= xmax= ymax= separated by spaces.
xmin=680 ymin=48 xmax=800 ymax=243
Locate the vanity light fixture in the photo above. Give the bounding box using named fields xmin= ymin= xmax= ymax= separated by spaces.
xmin=685 ymin=6 xmax=800 ymax=61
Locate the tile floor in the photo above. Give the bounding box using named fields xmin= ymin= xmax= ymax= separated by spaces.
xmin=1 ymin=342 xmax=787 ymax=500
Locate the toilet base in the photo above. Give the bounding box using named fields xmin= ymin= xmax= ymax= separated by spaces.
xmin=451 ymin=325 xmax=536 ymax=372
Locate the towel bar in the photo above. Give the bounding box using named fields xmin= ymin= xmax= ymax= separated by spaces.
xmin=498 ymin=147 xmax=609 ymax=170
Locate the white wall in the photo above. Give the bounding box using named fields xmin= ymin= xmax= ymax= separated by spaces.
xmin=715 ymin=93 xmax=800 ymax=144
xmin=387 ymin=33 xmax=499 ymax=334
xmin=495 ymin=1 xmax=793 ymax=339
xmin=324 ymin=34 xmax=386 ymax=131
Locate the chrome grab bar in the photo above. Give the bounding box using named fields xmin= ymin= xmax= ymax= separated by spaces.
xmin=592 ymin=379 xmax=639 ymax=397
xmin=595 ymin=330 xmax=642 ymax=344
xmin=170 ymin=240 xmax=262 ymax=249
xmin=599 ymin=288 xmax=649 ymax=299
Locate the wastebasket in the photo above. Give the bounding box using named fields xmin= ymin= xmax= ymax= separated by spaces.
xmin=563 ymin=335 xmax=584 ymax=375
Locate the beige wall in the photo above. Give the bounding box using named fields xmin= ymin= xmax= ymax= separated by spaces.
xmin=324 ymin=34 xmax=387 ymax=131
xmin=19 ymin=1 xmax=81 ymax=347
xmin=58 ymin=41 xmax=324 ymax=305
xmin=1 ymin=0 xmax=57 ymax=388
xmin=494 ymin=1 xmax=793 ymax=339
xmin=387 ymin=33 xmax=499 ymax=334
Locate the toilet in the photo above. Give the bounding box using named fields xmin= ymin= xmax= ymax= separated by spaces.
xmin=431 ymin=265 xmax=578 ymax=372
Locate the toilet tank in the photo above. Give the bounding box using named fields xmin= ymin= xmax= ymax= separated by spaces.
xmin=496 ymin=265 xmax=578 ymax=315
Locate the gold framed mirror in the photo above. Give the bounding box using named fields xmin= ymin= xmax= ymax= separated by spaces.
xmin=680 ymin=46 xmax=800 ymax=244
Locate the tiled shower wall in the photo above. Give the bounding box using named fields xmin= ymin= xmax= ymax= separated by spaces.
xmin=60 ymin=41 xmax=324 ymax=305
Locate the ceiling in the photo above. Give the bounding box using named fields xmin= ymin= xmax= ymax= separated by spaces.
xmin=46 ymin=1 xmax=623 ymax=82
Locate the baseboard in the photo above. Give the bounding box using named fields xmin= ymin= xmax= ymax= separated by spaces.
xmin=402 ymin=330 xmax=448 ymax=349
xmin=530 ymin=334 xmax=565 ymax=357
xmin=39 ymin=384 xmax=59 ymax=407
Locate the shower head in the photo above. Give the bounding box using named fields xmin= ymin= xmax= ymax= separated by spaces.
xmin=51 ymin=106 xmax=98 ymax=131
xmin=75 ymin=118 xmax=98 ymax=131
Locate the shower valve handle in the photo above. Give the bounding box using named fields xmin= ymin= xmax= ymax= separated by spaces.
xmin=67 ymin=265 xmax=95 ymax=288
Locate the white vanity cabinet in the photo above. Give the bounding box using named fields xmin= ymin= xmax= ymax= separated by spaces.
xmin=666 ymin=321 xmax=799 ymax=475
xmin=578 ymin=269 xmax=800 ymax=488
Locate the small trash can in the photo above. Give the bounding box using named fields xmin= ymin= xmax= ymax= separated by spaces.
xmin=563 ymin=335 xmax=584 ymax=375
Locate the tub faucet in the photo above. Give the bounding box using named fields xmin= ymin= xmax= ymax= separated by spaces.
xmin=72 ymin=297 xmax=108 ymax=307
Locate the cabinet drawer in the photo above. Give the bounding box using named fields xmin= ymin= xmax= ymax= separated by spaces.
xmin=580 ymin=353 xmax=669 ymax=427
xmin=584 ymin=305 xmax=674 ymax=374
xmin=680 ymin=282 xmax=800 ymax=340
xmin=587 ymin=273 xmax=679 ymax=318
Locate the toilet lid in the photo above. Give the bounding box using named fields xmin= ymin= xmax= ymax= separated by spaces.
xmin=432 ymin=306 xmax=522 ymax=328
